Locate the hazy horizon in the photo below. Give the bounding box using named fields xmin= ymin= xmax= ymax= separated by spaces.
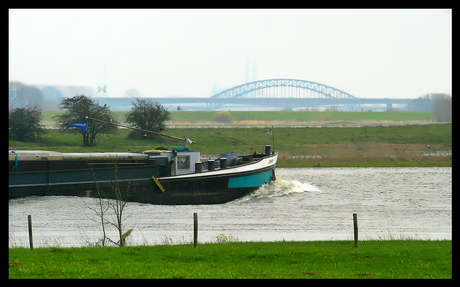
xmin=9 ymin=9 xmax=451 ymax=99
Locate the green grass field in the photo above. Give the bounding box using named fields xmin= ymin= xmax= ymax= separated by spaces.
xmin=40 ymin=111 xmax=435 ymax=126
xmin=9 ymin=124 xmax=452 ymax=167
xmin=8 ymin=240 xmax=452 ymax=279
xmin=167 ymin=110 xmax=435 ymax=124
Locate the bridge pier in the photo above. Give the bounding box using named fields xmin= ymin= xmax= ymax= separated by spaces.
xmin=386 ymin=103 xmax=393 ymax=111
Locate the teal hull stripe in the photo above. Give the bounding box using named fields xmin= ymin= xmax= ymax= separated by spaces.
xmin=228 ymin=170 xmax=272 ymax=188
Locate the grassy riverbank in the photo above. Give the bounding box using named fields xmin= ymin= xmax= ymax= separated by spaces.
xmin=166 ymin=111 xmax=435 ymax=124
xmin=9 ymin=240 xmax=451 ymax=279
xmin=9 ymin=124 xmax=451 ymax=167
xmin=40 ymin=111 xmax=436 ymax=127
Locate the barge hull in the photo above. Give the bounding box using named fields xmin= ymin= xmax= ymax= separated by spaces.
xmin=9 ymin=154 xmax=277 ymax=205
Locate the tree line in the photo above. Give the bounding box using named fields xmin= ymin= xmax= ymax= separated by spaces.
xmin=9 ymin=92 xmax=171 ymax=146
xmin=9 ymin=81 xmax=452 ymax=144
xmin=407 ymin=93 xmax=452 ymax=122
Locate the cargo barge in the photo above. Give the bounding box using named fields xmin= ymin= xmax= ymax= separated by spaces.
xmin=9 ymin=146 xmax=277 ymax=205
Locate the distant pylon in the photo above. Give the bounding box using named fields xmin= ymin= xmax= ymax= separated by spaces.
xmin=97 ymin=85 xmax=107 ymax=97
xmin=245 ymin=57 xmax=257 ymax=83
xmin=97 ymin=64 xmax=107 ymax=97
xmin=253 ymin=57 xmax=256 ymax=82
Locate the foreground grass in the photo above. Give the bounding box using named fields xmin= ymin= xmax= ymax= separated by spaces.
xmin=9 ymin=240 xmax=451 ymax=279
xmin=9 ymin=124 xmax=451 ymax=167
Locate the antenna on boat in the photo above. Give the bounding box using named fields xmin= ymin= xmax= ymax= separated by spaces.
xmin=85 ymin=116 xmax=195 ymax=146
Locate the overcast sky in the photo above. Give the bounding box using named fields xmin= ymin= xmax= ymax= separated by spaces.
xmin=9 ymin=9 xmax=451 ymax=99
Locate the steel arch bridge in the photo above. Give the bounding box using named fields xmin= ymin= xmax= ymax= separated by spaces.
xmin=211 ymin=78 xmax=356 ymax=99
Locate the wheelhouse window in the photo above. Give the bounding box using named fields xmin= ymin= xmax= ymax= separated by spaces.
xmin=177 ymin=156 xmax=190 ymax=170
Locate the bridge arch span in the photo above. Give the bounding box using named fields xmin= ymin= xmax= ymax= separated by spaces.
xmin=211 ymin=78 xmax=356 ymax=99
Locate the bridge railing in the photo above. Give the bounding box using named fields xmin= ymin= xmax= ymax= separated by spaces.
xmin=212 ymin=78 xmax=356 ymax=99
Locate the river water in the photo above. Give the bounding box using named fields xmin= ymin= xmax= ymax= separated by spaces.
xmin=9 ymin=167 xmax=451 ymax=247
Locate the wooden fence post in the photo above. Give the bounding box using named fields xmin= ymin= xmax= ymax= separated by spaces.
xmin=193 ymin=213 xmax=198 ymax=249
xmin=353 ymin=213 xmax=358 ymax=248
xmin=28 ymin=215 xmax=34 ymax=250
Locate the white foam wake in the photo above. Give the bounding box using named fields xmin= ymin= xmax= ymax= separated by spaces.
xmin=239 ymin=177 xmax=321 ymax=202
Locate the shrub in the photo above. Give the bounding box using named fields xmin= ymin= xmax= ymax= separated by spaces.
xmin=9 ymin=106 xmax=46 ymax=142
xmin=214 ymin=111 xmax=233 ymax=123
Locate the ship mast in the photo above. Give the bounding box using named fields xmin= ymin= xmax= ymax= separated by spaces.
xmin=86 ymin=116 xmax=195 ymax=147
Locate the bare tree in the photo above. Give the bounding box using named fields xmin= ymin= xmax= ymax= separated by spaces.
xmin=83 ymin=178 xmax=110 ymax=247
xmin=433 ymin=94 xmax=452 ymax=122
xmin=106 ymin=163 xmax=133 ymax=247
xmin=9 ymin=81 xmax=25 ymax=111
xmin=9 ymin=81 xmax=45 ymax=110
xmin=84 ymin=159 xmax=134 ymax=247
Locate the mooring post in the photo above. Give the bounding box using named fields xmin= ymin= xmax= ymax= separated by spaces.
xmin=193 ymin=213 xmax=198 ymax=249
xmin=353 ymin=213 xmax=358 ymax=248
xmin=28 ymin=215 xmax=34 ymax=250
